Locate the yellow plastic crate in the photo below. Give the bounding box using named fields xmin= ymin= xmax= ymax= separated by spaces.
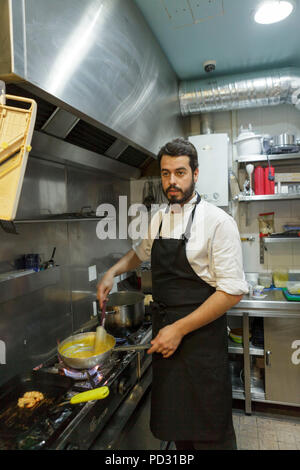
xmin=0 ymin=94 xmax=37 ymax=220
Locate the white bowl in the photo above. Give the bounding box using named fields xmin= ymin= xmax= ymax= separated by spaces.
xmin=286 ymin=282 xmax=300 ymax=295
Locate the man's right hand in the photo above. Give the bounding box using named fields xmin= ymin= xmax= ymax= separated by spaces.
xmin=96 ymin=249 xmax=142 ymax=309
xmin=97 ymin=271 xmax=114 ymax=309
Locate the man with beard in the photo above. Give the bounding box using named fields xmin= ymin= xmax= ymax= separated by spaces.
xmin=97 ymin=138 xmax=248 ymax=450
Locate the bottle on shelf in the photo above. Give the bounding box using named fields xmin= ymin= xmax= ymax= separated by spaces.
xmin=254 ymin=166 xmax=265 ymax=195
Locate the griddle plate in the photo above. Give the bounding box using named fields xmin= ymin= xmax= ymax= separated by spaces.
xmin=0 ymin=371 xmax=73 ymax=450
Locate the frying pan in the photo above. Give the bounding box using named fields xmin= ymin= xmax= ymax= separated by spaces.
xmin=58 ymin=331 xmax=151 ymax=370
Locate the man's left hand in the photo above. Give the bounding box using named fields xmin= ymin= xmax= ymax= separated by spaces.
xmin=147 ymin=323 xmax=183 ymax=358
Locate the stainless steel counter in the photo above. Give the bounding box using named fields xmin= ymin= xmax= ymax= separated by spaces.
xmin=228 ymin=290 xmax=300 ymax=317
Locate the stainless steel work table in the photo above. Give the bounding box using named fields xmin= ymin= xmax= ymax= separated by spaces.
xmin=228 ymin=290 xmax=300 ymax=318
xmin=227 ymin=291 xmax=300 ymax=414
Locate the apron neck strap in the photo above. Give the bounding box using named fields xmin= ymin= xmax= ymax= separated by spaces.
xmin=182 ymin=192 xmax=201 ymax=241
xmin=158 ymin=192 xmax=201 ymax=239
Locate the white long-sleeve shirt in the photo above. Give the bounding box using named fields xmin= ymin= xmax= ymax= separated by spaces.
xmin=133 ymin=194 xmax=249 ymax=296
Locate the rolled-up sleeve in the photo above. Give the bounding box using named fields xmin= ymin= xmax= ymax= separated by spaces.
xmin=211 ymin=217 xmax=249 ymax=295
xmin=132 ymin=236 xmax=152 ymax=262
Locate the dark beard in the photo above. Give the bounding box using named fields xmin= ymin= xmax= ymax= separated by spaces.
xmin=164 ymin=179 xmax=196 ymax=205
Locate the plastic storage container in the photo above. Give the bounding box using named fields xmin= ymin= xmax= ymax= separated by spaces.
xmin=273 ymin=268 xmax=288 ymax=288
xmin=258 ymin=273 xmax=272 ymax=288
xmin=286 ymin=282 xmax=300 ymax=295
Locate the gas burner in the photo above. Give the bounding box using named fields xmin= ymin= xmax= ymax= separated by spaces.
xmin=59 ymin=364 xmax=103 ymax=386
xmin=57 ymin=354 xmax=122 ymax=389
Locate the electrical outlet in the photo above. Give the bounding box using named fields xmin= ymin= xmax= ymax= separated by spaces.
xmin=88 ymin=265 xmax=97 ymax=282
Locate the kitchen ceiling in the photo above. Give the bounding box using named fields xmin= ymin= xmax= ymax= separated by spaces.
xmin=133 ymin=0 xmax=300 ymax=80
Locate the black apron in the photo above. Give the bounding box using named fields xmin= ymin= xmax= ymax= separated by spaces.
xmin=150 ymin=193 xmax=236 ymax=448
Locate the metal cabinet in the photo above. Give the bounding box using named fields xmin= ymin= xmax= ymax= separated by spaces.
xmin=264 ymin=318 xmax=300 ymax=405
xmin=227 ymin=311 xmax=300 ymax=414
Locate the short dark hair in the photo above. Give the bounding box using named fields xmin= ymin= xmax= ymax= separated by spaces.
xmin=157 ymin=138 xmax=198 ymax=172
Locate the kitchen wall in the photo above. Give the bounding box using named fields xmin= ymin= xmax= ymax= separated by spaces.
xmin=189 ymin=104 xmax=300 ymax=274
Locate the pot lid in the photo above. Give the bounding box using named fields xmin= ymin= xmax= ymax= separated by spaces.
xmin=234 ymin=133 xmax=262 ymax=144
xmin=234 ymin=124 xmax=261 ymax=143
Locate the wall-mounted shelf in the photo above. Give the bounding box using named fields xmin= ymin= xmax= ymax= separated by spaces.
xmin=232 ymin=385 xmax=265 ymax=402
xmin=0 ymin=267 xmax=60 ymax=304
xmin=261 ymin=236 xmax=300 ymax=263
xmin=228 ymin=339 xmax=264 ymax=356
xmin=237 ymin=193 xmax=300 ymax=202
xmin=237 ymin=153 xmax=300 ymax=164
xmin=264 ymin=237 xmax=300 ymax=244
xmin=235 ymin=153 xmax=300 ymax=202
xmin=14 ymin=217 xmax=114 ymax=224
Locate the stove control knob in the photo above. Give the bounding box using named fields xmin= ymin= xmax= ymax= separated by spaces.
xmin=118 ymin=377 xmax=131 ymax=396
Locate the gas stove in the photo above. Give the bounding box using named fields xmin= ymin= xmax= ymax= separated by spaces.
xmin=0 ymin=323 xmax=153 ymax=450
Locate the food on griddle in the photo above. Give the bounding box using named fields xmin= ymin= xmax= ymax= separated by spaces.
xmin=17 ymin=391 xmax=44 ymax=409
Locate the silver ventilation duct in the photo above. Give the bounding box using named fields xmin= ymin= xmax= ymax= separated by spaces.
xmin=179 ymin=67 xmax=300 ymax=116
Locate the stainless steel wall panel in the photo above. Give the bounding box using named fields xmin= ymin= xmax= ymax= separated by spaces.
xmin=66 ymin=166 xmax=118 ymax=213
xmin=0 ymin=284 xmax=73 ymax=383
xmin=0 ymin=222 xmax=72 ymax=385
xmin=0 ymin=159 xmax=132 ymax=385
xmin=16 ymin=157 xmax=67 ymax=219
xmin=66 ymin=167 xmax=131 ymax=330
xmin=68 ymin=223 xmax=132 ymax=331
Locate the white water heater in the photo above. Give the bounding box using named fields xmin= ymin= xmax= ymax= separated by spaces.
xmin=188 ymin=134 xmax=229 ymax=206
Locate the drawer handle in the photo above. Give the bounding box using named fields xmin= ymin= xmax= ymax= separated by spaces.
xmin=266 ymin=350 xmax=272 ymax=366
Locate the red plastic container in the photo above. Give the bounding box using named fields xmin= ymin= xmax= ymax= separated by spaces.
xmin=264 ymin=166 xmax=275 ymax=194
xmin=254 ymin=166 xmax=265 ymax=195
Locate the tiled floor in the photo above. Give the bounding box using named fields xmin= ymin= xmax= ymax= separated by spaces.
xmin=233 ymin=411 xmax=300 ymax=450
xmin=111 ymin=388 xmax=300 ymax=450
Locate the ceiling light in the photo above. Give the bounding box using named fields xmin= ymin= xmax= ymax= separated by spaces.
xmin=254 ymin=1 xmax=294 ymax=24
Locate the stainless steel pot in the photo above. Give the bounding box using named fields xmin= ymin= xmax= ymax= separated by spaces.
xmin=58 ymin=331 xmax=151 ymax=369
xmin=99 ymin=291 xmax=145 ymax=336
xmin=272 ymin=133 xmax=295 ymax=147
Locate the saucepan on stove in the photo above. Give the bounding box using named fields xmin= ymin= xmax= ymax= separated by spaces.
xmin=58 ymin=331 xmax=151 ymax=370
xmin=97 ymin=291 xmax=145 ymax=336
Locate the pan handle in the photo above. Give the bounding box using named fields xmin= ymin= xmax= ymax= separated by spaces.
xmin=113 ymin=343 xmax=152 ymax=352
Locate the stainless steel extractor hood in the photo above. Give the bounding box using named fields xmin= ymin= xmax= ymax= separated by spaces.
xmin=0 ymin=0 xmax=183 ymax=167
